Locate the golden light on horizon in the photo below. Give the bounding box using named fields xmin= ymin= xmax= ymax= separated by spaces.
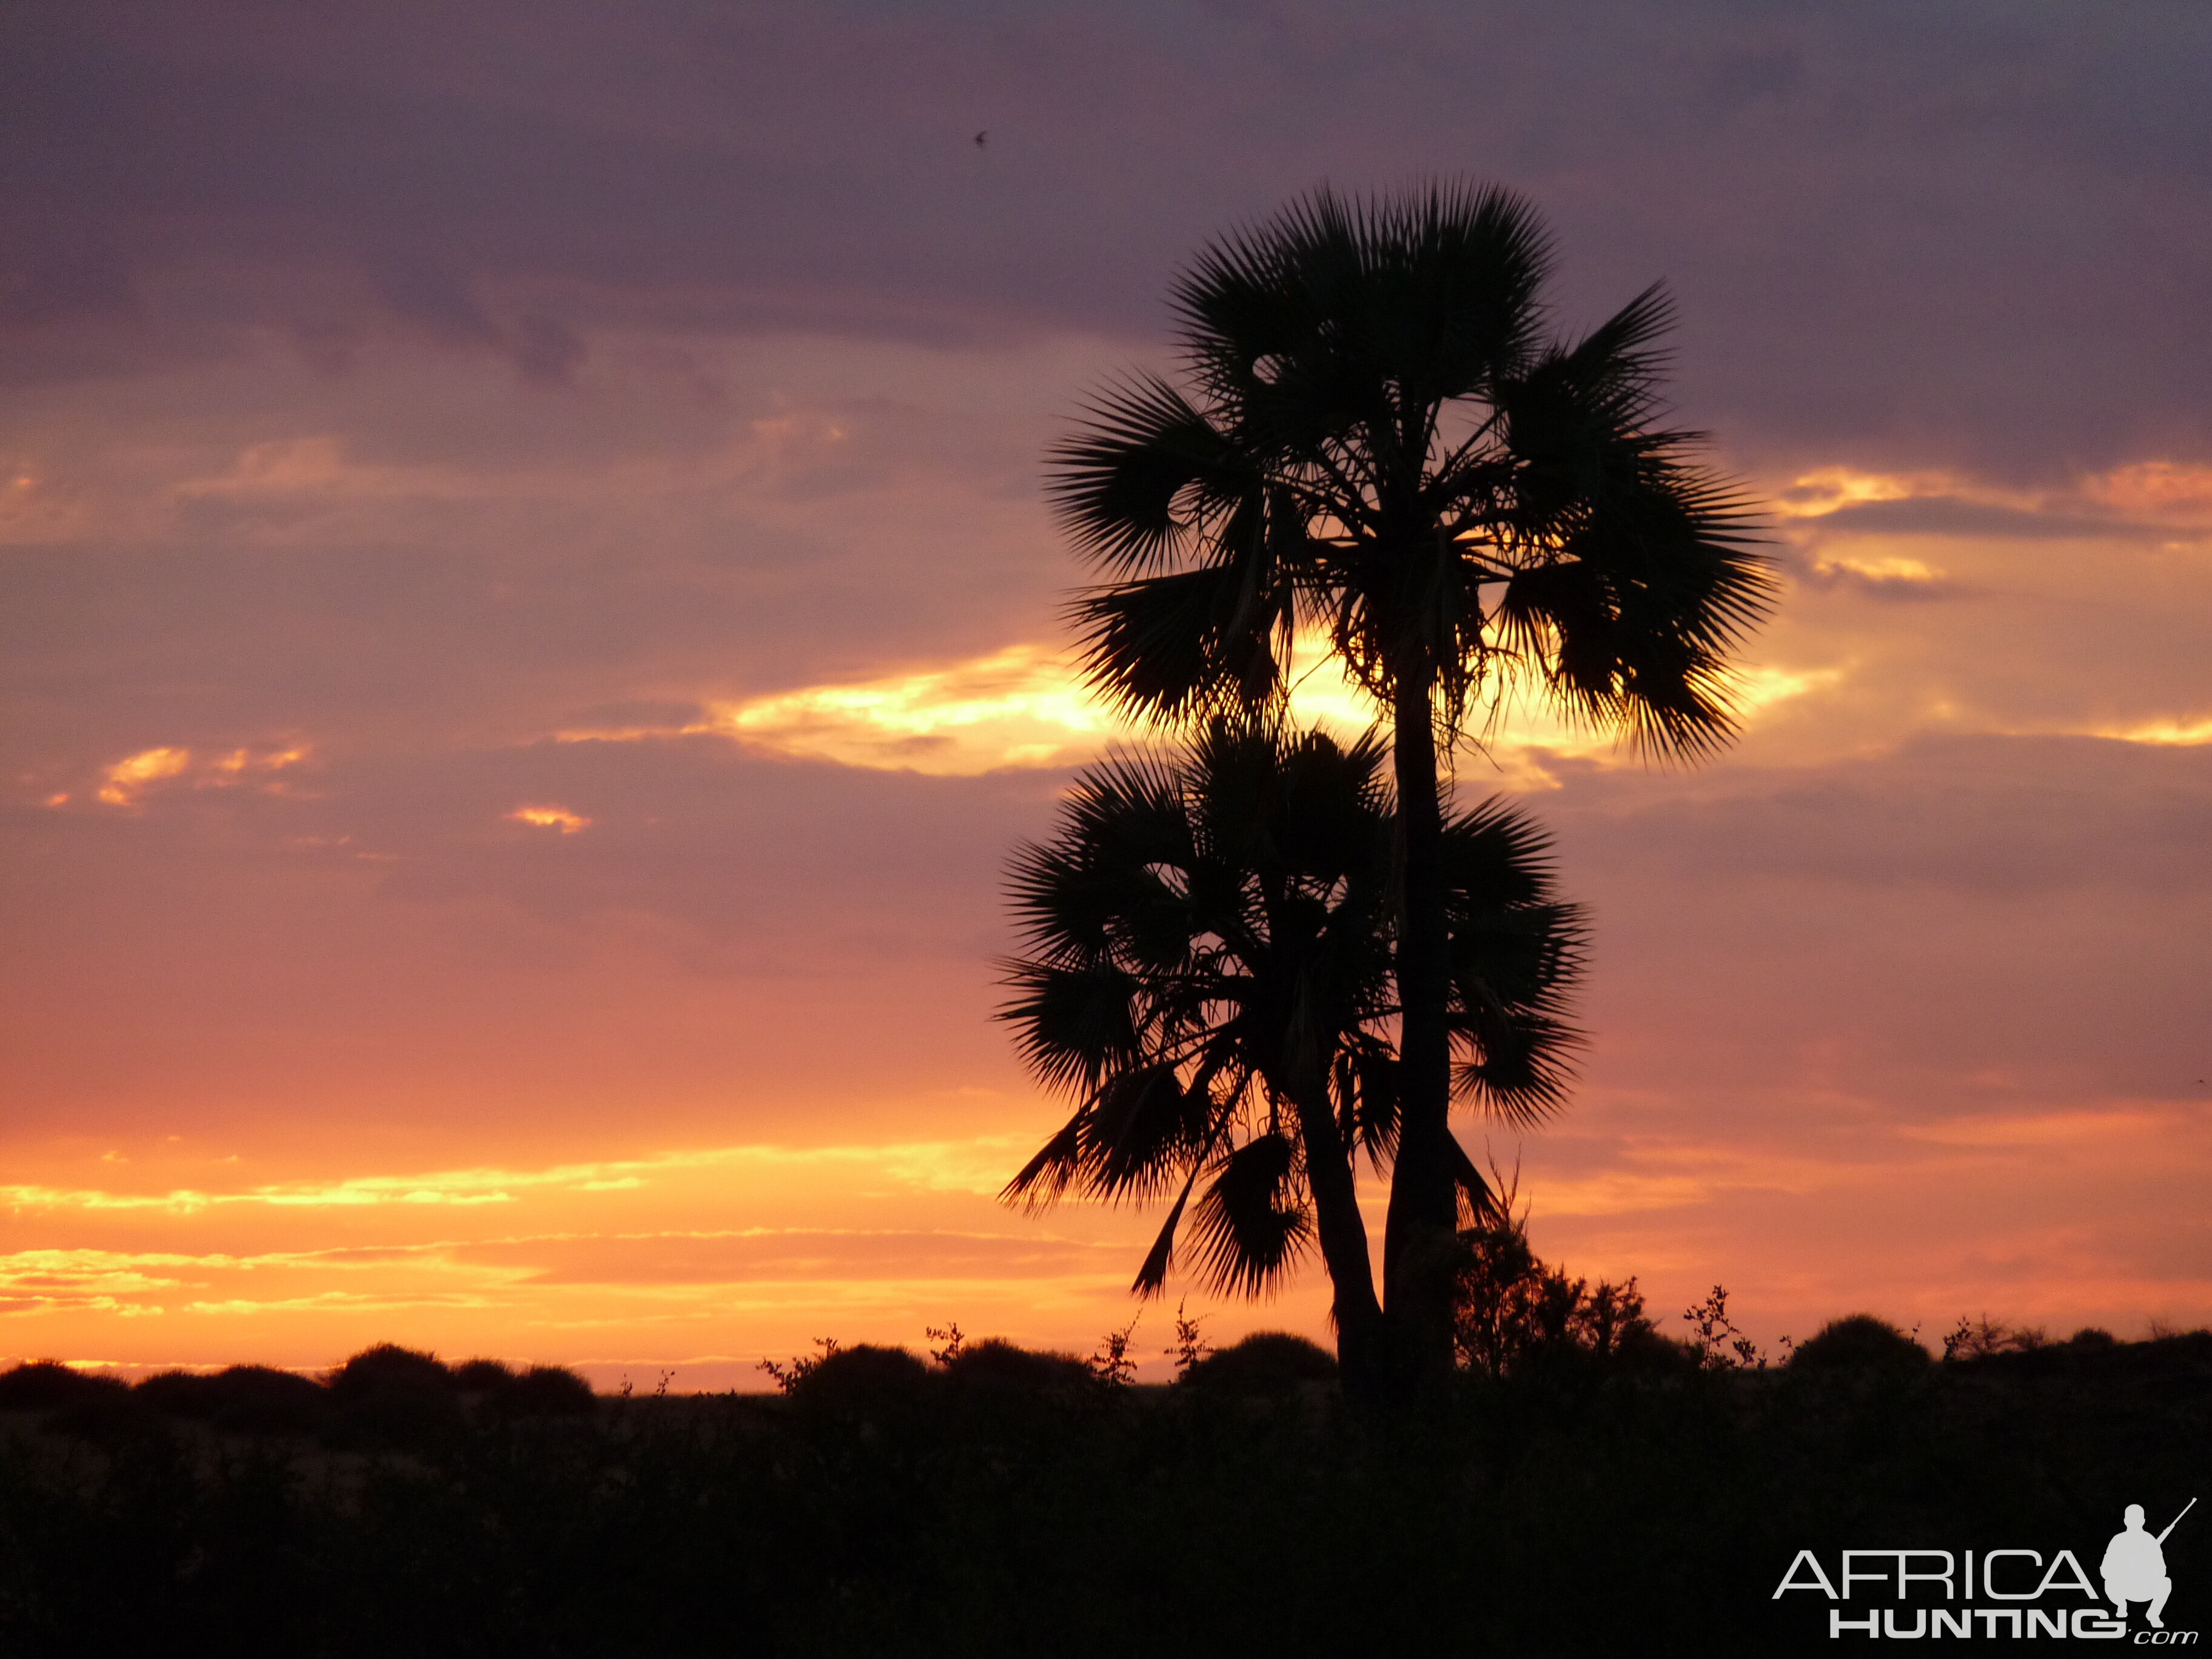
xmin=0 ymin=1133 xmax=1190 ymax=1385
xmin=0 ymin=1136 xmax=1031 ymax=1220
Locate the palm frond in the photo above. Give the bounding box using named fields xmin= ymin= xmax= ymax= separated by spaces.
xmin=995 ymin=960 xmax=1141 ymax=1094
xmin=1452 ymin=1009 xmax=1582 ymax=1128
xmin=1131 ymin=1162 xmax=1204 ymax=1298
xmin=1069 ymin=562 xmax=1294 ymax=723
xmin=1492 ymin=496 xmax=1775 ymax=762
xmin=1187 ymin=1131 xmax=1313 ymax=1297
xmin=1047 ymin=374 xmax=1251 ymax=578
xmin=1001 ymin=1109 xmax=1084 ymax=1212
xmin=1448 ymin=1134 xmax=1506 ymax=1227
xmin=1006 ymin=754 xmax=1198 ymax=971
xmin=1439 ymin=793 xmax=1588 ymax=1126
xmin=1079 ymin=1064 xmax=1211 ymax=1204
xmin=1441 ymin=795 xmax=1560 ymax=914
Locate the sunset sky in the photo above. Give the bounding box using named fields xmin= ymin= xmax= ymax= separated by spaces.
xmin=4 ymin=2 xmax=2209 ymax=1388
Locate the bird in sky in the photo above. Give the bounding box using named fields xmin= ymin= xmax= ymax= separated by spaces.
xmin=974 ymin=130 xmax=988 ymax=147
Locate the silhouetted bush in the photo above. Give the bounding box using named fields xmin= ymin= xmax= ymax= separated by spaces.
xmin=789 ymin=1344 xmax=934 ymax=1415
xmin=131 ymin=1369 xmax=213 ymax=1415
xmin=211 ymin=1366 xmax=332 ymax=1435
xmin=499 ymin=1366 xmax=597 ymax=1418
xmin=1789 ymin=1314 xmax=1930 ymax=1371
xmin=1181 ymin=1332 xmax=1337 ymax=1396
xmin=1941 ymin=1313 xmax=2047 ymax=1360
xmin=0 ymin=1361 xmax=130 ymax=1413
xmin=135 ymin=1365 xmax=330 ymax=1435
xmin=940 ymin=1338 xmax=1091 ymax=1395
xmin=1452 ymin=1219 xmax=1658 ymax=1375
xmin=327 ymin=1343 xmax=453 ymax=1401
xmin=324 ymin=1344 xmax=464 ymax=1449
xmin=1609 ymin=1324 xmax=1701 ymax=1376
xmin=452 ymin=1358 xmax=516 ymax=1392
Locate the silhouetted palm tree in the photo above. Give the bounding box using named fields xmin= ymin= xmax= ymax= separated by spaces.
xmin=1000 ymin=717 xmax=1583 ymax=1393
xmin=1048 ymin=182 xmax=1772 ymax=1372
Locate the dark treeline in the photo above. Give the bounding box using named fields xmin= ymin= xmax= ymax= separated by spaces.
xmin=0 ymin=1314 xmax=2204 ymax=1657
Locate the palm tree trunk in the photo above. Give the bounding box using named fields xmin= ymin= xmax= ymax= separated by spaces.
xmin=1285 ymin=1082 xmax=1387 ymax=1397
xmin=1384 ymin=669 xmax=1460 ymax=1382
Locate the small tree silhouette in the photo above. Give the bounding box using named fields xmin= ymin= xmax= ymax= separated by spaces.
xmin=1682 ymin=1287 xmax=1764 ymax=1370
xmin=1169 ymin=1301 xmax=1210 ymax=1380
xmin=1452 ymin=1192 xmax=1655 ymax=1375
xmin=757 ymin=1338 xmax=840 ymax=1394
xmin=1088 ymin=1315 xmax=1141 ymax=1387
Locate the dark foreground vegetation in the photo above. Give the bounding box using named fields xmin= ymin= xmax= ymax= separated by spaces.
xmin=0 ymin=1319 xmax=2205 ymax=1657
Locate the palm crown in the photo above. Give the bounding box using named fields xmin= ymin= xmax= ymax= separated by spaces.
xmin=1000 ymin=719 xmax=1583 ymax=1369
xmin=1053 ymin=181 xmax=1771 ymax=752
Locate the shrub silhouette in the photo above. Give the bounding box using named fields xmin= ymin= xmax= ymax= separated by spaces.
xmin=444 ymin=1356 xmax=596 ymax=1418
xmin=1942 ymin=1314 xmax=2048 ymax=1360
xmin=1789 ymin=1315 xmax=1929 ymax=1371
xmin=1181 ymin=1332 xmax=1338 ymax=1396
xmin=1452 ymin=1215 xmax=1661 ymax=1375
xmin=325 ymin=1343 xmax=463 ymax=1447
xmin=942 ymin=1338 xmax=1091 ymax=1395
xmin=136 ymin=1365 xmax=329 ymax=1435
xmin=789 ymin=1344 xmax=934 ymax=1415
xmin=0 ymin=1360 xmax=129 ymax=1412
xmin=327 ymin=1342 xmax=453 ymax=1400
xmin=452 ymin=1358 xmax=516 ymax=1392
xmin=500 ymin=1365 xmax=597 ymax=1418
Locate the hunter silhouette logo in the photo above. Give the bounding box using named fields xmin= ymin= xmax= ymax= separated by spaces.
xmin=2106 ymin=1500 xmax=2193 ymax=1631
xmin=1775 ymin=1497 xmax=2198 ymax=1641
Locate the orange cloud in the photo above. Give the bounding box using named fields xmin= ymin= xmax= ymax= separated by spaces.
xmin=2079 ymin=460 xmax=2212 ymax=524
xmin=2091 ymin=716 xmax=2212 ymax=746
xmin=1774 ymin=466 xmax=1972 ymax=519
xmin=93 ymin=743 xmax=310 ymax=806
xmin=554 ymin=642 xmax=1841 ymax=786
xmin=97 ymin=746 xmax=192 ymax=805
xmin=508 ymin=804 xmax=592 ymax=833
xmin=1806 ymin=553 xmax=1949 ymax=588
